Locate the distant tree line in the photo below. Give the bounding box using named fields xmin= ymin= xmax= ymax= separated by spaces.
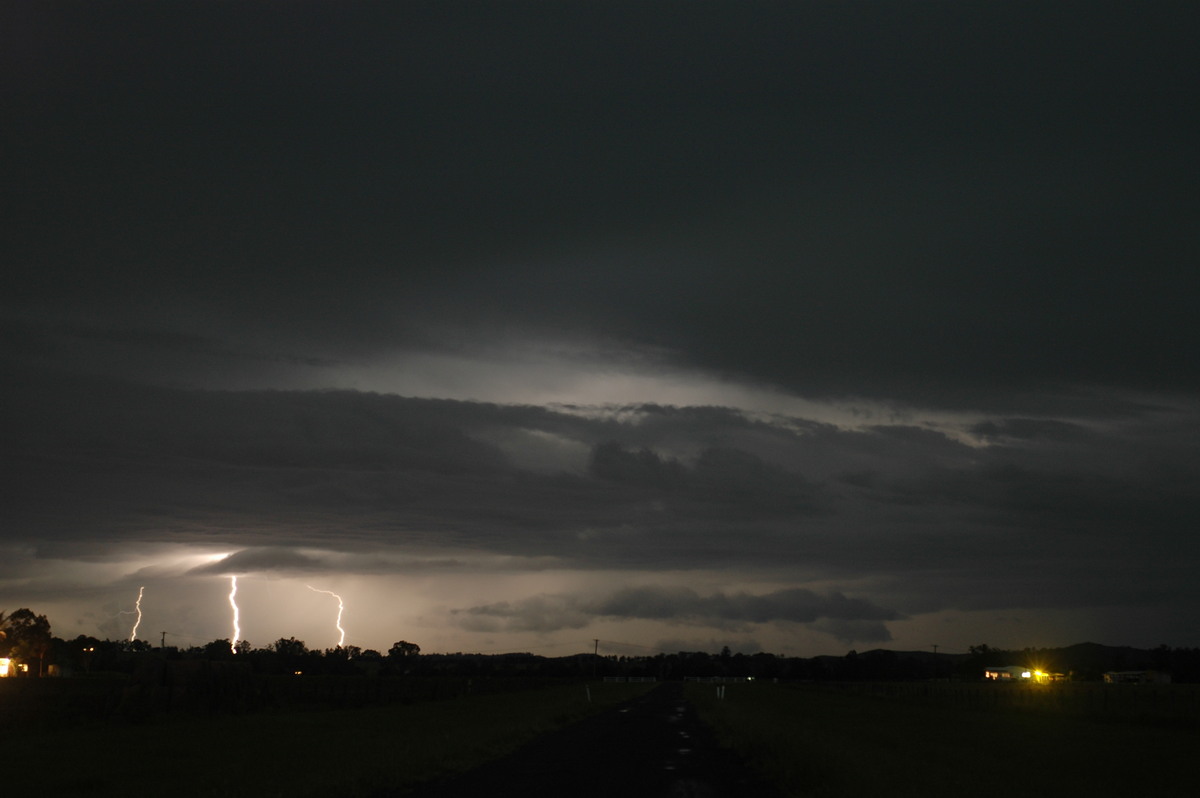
xmin=5 ymin=607 xmax=1200 ymax=683
xmin=32 ymin=633 xmax=426 ymax=678
xmin=0 ymin=607 xmax=426 ymax=678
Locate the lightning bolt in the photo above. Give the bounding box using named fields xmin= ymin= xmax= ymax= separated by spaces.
xmin=306 ymin=585 xmax=346 ymax=647
xmin=229 ymin=575 xmax=241 ymax=654
xmin=129 ymin=586 xmax=145 ymax=643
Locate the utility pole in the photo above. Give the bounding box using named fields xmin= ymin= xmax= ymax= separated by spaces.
xmin=161 ymin=631 xmax=167 ymax=649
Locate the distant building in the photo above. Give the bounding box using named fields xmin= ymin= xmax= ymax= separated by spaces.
xmin=984 ymin=665 xmax=1063 ymax=683
xmin=0 ymin=657 xmax=24 ymax=677
xmin=1103 ymin=670 xmax=1171 ymax=684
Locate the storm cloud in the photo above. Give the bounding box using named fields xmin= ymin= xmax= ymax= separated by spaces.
xmin=456 ymin=586 xmax=901 ymax=643
xmin=3 ymin=2 xmax=1199 ymax=654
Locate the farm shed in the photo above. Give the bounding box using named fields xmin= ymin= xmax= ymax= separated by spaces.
xmin=1103 ymin=670 xmax=1171 ymax=684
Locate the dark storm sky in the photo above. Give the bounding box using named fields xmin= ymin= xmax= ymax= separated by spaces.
xmin=2 ymin=2 xmax=1198 ymax=654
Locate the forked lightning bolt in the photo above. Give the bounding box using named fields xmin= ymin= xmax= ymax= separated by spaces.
xmin=129 ymin=586 xmax=145 ymax=643
xmin=306 ymin=585 xmax=346 ymax=647
xmin=228 ymin=575 xmax=241 ymax=654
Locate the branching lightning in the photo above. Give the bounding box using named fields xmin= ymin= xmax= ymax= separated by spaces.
xmin=306 ymin=585 xmax=346 ymax=647
xmin=229 ymin=575 xmax=241 ymax=654
xmin=129 ymin=586 xmax=145 ymax=643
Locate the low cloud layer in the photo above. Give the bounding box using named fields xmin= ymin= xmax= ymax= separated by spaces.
xmin=3 ymin=4 xmax=1198 ymax=653
xmin=455 ymin=586 xmax=901 ymax=644
xmin=4 ymin=365 xmax=1198 ymax=649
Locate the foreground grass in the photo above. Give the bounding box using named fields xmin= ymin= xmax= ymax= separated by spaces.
xmin=688 ymin=682 xmax=1199 ymax=797
xmin=8 ymin=680 xmax=652 ymax=797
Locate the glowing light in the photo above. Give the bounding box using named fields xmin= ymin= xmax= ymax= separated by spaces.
xmin=229 ymin=575 xmax=241 ymax=654
xmin=1030 ymin=669 xmax=1054 ymax=685
xmin=129 ymin=586 xmax=145 ymax=643
xmin=306 ymin=585 xmax=346 ymax=647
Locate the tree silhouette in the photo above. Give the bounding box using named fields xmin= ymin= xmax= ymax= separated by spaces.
xmin=273 ymin=637 xmax=309 ymax=658
xmin=2 ymin=609 xmax=52 ymax=676
xmin=388 ymin=640 xmax=420 ymax=659
xmin=202 ymin=639 xmax=235 ymax=659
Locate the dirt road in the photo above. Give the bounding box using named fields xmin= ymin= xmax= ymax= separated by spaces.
xmin=383 ymin=681 xmax=783 ymax=798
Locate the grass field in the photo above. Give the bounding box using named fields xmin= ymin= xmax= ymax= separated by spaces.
xmin=3 ymin=679 xmax=653 ymax=797
xmin=687 ymin=681 xmax=1200 ymax=797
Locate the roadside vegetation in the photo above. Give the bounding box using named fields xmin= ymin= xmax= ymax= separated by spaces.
xmin=688 ymin=681 xmax=1200 ymax=797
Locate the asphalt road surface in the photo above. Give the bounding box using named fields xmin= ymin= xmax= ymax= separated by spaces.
xmin=384 ymin=682 xmax=784 ymax=798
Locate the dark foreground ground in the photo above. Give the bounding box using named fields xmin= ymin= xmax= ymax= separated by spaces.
xmin=377 ymin=682 xmax=782 ymax=798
